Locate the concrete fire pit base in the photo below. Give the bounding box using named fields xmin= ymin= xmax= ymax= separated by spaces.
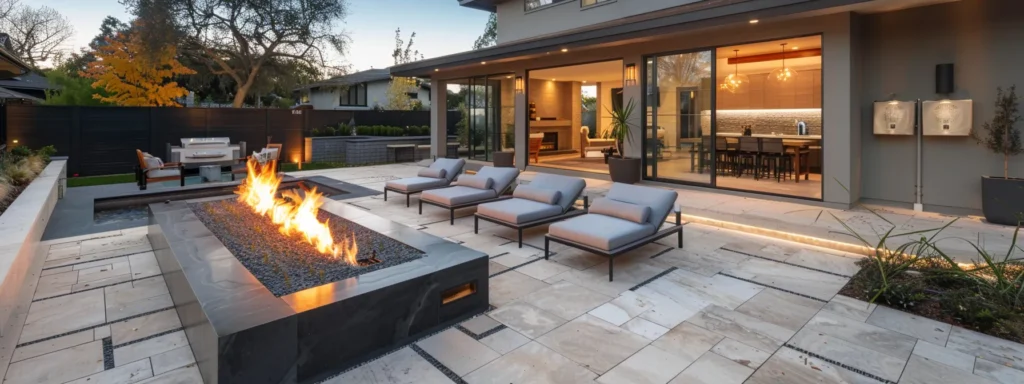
xmin=148 ymin=197 xmax=489 ymax=384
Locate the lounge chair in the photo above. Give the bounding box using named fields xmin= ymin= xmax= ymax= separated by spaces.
xmin=580 ymin=126 xmax=616 ymax=158
xmin=474 ymin=173 xmax=589 ymax=248
xmin=385 ymin=158 xmax=466 ymax=207
xmin=544 ymin=183 xmax=683 ymax=281
xmin=135 ymin=149 xmax=184 ymax=190
xmin=419 ymin=166 xmax=519 ymax=225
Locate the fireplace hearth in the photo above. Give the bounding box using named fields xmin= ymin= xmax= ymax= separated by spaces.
xmin=148 ymin=193 xmax=488 ymax=383
xmin=541 ymin=132 xmax=558 ymax=151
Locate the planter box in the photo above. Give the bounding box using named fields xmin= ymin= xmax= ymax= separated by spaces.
xmin=981 ymin=176 xmax=1024 ymax=226
xmin=0 ymin=160 xmax=66 ymax=335
xmin=305 ymin=136 xmax=458 ymax=165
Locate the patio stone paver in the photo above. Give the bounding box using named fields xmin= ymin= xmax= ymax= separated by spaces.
xmin=722 ymin=257 xmax=847 ymax=301
xmin=911 ymin=339 xmax=976 ymax=372
xmin=414 ymin=328 xmax=500 ymax=376
xmin=650 ymin=322 xmax=723 ymax=365
xmin=112 ymin=330 xmax=189 ymax=367
xmin=66 ymin=359 xmax=153 ymax=384
xmin=478 ymin=328 xmax=530 ymax=354
xmin=821 ymin=294 xmax=878 ymax=322
xmin=803 ymin=311 xmax=918 ymax=360
xmin=150 ymin=345 xmax=197 ymax=376
xmin=460 ymin=314 xmax=501 ymax=335
xmin=866 ymin=305 xmax=952 ymax=346
xmin=328 ymin=347 xmax=455 ymax=384
xmin=520 ymin=281 xmax=611 ymax=320
xmin=789 ymin=327 xmax=909 ymax=382
xmin=974 ymin=357 xmax=1024 ymax=384
xmin=686 ymin=305 xmax=793 ymax=353
xmin=20 ymin=289 xmax=106 ymax=343
xmin=899 ymin=355 xmax=999 ymax=384
xmin=488 ymin=301 xmax=566 ymax=339
xmin=946 ymin=326 xmax=1024 ymax=371
xmin=536 ymin=314 xmax=649 ymax=374
xmin=710 ymin=337 xmax=772 ymax=369
xmin=4 ymin=340 xmax=105 ymax=384
xmin=734 ymin=288 xmax=824 ymax=331
xmin=746 ymin=347 xmax=878 ymax=384
xmin=621 ymin=317 xmax=669 ymax=341
xmin=596 ymin=345 xmax=689 ymax=384
xmin=487 ymin=270 xmax=549 ymax=306
xmin=669 ymin=351 xmax=754 ymax=384
xmin=463 ymin=341 xmax=597 ymax=384
xmin=587 ymin=290 xmax=654 ymax=326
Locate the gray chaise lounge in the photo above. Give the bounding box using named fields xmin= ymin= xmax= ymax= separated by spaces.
xmin=474 ymin=173 xmax=589 ymax=248
xmin=384 ymin=158 xmax=466 ymax=207
xmin=544 ymin=183 xmax=683 ymax=281
xmin=419 ymin=166 xmax=520 ymax=225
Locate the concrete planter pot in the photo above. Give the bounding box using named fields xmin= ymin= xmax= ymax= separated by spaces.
xmin=493 ymin=151 xmax=515 ymax=167
xmin=981 ymin=176 xmax=1024 ymax=226
xmin=608 ymin=157 xmax=641 ymax=184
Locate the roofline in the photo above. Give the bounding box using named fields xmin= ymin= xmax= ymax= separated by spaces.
xmin=0 ymin=47 xmax=30 ymax=77
xmin=0 ymin=86 xmax=42 ymax=102
xmin=394 ymin=0 xmax=870 ymax=77
xmin=459 ymin=0 xmax=498 ymax=12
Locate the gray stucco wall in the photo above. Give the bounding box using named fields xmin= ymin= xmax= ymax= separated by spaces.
xmin=858 ymin=0 xmax=1024 ymax=212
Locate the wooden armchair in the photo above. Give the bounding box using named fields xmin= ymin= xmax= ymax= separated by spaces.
xmin=528 ymin=133 xmax=543 ymax=164
xmin=135 ymin=149 xmax=184 ymax=190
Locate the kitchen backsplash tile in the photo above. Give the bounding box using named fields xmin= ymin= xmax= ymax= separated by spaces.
xmin=699 ymin=109 xmax=822 ymax=136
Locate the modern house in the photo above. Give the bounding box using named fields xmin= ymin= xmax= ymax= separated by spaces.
xmin=0 ymin=72 xmax=52 ymax=103
xmin=295 ymin=68 xmax=431 ymax=111
xmin=392 ymin=0 xmax=1024 ymax=215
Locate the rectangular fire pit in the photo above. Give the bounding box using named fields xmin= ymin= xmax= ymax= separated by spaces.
xmin=148 ymin=196 xmax=489 ymax=384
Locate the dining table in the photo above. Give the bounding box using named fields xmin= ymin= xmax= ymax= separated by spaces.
xmin=714 ymin=133 xmax=821 ymax=182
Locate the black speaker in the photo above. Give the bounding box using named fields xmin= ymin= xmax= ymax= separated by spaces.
xmin=936 ymin=63 xmax=954 ymax=94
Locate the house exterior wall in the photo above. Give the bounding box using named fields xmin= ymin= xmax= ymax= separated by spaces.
xmin=305 ymin=80 xmax=431 ymax=111
xmin=496 ymin=0 xmax=706 ymax=44
xmin=858 ymin=0 xmax=1024 ymax=213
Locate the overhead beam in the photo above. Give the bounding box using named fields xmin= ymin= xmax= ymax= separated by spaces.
xmin=728 ymin=48 xmax=822 ymax=64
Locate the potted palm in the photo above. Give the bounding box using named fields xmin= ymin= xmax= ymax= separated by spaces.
xmin=606 ymin=99 xmax=641 ymax=184
xmin=973 ymin=85 xmax=1023 ymax=225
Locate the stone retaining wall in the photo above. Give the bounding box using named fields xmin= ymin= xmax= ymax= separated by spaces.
xmin=306 ymin=136 xmax=457 ymax=165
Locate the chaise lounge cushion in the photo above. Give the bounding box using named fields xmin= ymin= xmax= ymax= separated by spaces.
xmin=525 ymin=173 xmax=586 ymax=212
xmin=456 ymin=175 xmax=494 ymax=190
xmin=603 ymin=183 xmax=678 ymax=227
xmin=549 ymin=214 xmax=655 ymax=251
xmin=588 ymin=198 xmax=650 ymax=224
xmin=385 ymin=177 xmax=448 ymax=192
xmin=417 ymin=167 xmax=447 ymax=179
xmin=421 ymin=186 xmax=497 ymax=206
xmin=513 ymin=185 xmax=561 ymax=205
xmin=473 ymin=166 xmax=520 ymax=195
xmin=477 ymin=198 xmax=563 ymax=224
xmin=431 ymin=158 xmax=466 ymax=183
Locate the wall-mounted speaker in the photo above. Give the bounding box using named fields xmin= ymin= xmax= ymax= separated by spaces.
xmin=936 ymin=63 xmax=954 ymax=94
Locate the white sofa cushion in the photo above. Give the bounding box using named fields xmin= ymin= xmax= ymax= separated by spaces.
xmin=477 ymin=198 xmax=563 ymax=224
xmin=549 ymin=215 xmax=655 ymax=251
xmin=456 ymin=175 xmax=493 ymax=190
xmin=589 ymin=198 xmax=650 ymax=224
xmin=385 ymin=177 xmax=448 ymax=192
xmin=421 ymin=186 xmax=497 ymax=206
xmin=417 ymin=167 xmax=447 ymax=179
xmin=513 ymin=185 xmax=561 ymax=205
xmin=148 ymin=169 xmax=180 ymax=178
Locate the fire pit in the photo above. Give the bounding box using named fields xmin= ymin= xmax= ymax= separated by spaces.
xmin=148 ymin=159 xmax=489 ymax=384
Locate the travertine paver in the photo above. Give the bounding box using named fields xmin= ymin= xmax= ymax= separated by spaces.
xmin=7 ymin=163 xmax=1024 ymax=384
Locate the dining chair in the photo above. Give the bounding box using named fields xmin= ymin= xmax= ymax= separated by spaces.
xmin=759 ymin=138 xmax=789 ymax=182
xmin=737 ymin=136 xmax=760 ymax=179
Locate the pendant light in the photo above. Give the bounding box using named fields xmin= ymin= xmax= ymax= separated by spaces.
xmin=720 ymin=50 xmax=749 ymax=93
xmin=769 ymin=43 xmax=798 ymax=83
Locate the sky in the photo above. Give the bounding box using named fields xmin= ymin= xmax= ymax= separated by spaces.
xmin=32 ymin=0 xmax=490 ymax=74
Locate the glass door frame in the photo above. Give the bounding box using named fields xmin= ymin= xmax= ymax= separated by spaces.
xmin=464 ymin=73 xmax=513 ymax=162
xmin=641 ymin=47 xmax=718 ymax=187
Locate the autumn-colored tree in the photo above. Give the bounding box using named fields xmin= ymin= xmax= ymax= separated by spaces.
xmin=84 ymin=22 xmax=195 ymax=107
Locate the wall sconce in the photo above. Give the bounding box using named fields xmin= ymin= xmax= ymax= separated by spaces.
xmin=515 ymin=76 xmax=524 ymax=94
xmin=624 ymin=63 xmax=637 ymax=86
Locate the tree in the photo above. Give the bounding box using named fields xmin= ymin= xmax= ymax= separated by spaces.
xmin=42 ymin=71 xmax=112 ymax=106
xmin=386 ymin=28 xmax=424 ymax=111
xmin=84 ymin=22 xmax=196 ymax=106
xmin=123 ymin=0 xmax=349 ymax=108
xmin=50 ymin=16 xmax=129 ymax=77
xmin=974 ymin=86 xmax=1023 ymax=179
xmin=0 ymin=1 xmax=74 ymax=68
xmin=473 ymin=13 xmax=497 ymax=50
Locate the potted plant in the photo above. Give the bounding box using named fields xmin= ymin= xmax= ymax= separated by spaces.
xmin=973 ymin=85 xmax=1023 ymax=225
xmin=606 ymin=99 xmax=641 ymax=184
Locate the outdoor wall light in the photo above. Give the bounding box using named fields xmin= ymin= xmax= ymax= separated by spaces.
xmin=625 ymin=63 xmax=637 ymax=86
xmin=515 ymin=76 xmax=524 ymax=94
xmin=749 ymin=19 xmax=759 ymax=24
xmin=561 ymin=48 xmax=568 ymax=52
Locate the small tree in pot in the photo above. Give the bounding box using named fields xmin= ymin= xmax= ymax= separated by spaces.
xmin=973 ymin=85 xmax=1023 ymax=225
xmin=606 ymin=99 xmax=641 ymax=184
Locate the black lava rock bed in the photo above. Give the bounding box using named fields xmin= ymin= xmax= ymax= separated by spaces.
xmin=190 ymin=198 xmax=425 ymax=297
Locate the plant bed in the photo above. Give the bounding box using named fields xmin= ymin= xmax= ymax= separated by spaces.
xmin=190 ymin=198 xmax=424 ymax=296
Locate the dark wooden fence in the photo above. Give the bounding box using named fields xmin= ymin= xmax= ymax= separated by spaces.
xmin=3 ymin=105 xmax=460 ymax=177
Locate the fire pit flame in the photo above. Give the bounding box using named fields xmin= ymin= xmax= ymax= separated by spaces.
xmin=235 ymin=158 xmax=358 ymax=265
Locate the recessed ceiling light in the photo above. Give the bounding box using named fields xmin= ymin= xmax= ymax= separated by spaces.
xmin=582 ymin=80 xmax=587 ymax=83
xmin=749 ymin=19 xmax=759 ymax=24
xmin=506 ymin=75 xmax=511 ymax=78
xmin=561 ymin=48 xmax=568 ymax=52
xmin=434 ymin=68 xmax=439 ymax=72
xmin=481 ymin=61 xmax=487 ymax=65
xmin=792 ymin=46 xmax=799 ymax=50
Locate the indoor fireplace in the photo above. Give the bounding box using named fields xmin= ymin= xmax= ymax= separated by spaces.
xmin=541 ymin=132 xmax=558 ymax=151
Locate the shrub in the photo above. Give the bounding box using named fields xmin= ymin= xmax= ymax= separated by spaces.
xmin=310 ymin=128 xmax=321 ymax=137
xmin=37 ymin=145 xmax=57 ymax=162
xmin=9 ymin=145 xmax=31 ymax=160
xmin=323 ymin=126 xmax=337 ymax=136
xmin=6 ymin=161 xmax=36 ymax=185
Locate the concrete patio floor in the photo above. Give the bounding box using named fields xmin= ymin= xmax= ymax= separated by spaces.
xmin=1 ymin=162 xmax=1020 ymax=384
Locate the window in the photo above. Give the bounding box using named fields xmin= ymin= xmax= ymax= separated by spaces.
xmin=526 ymin=0 xmax=570 ymax=11
xmin=406 ymin=92 xmax=419 ymax=100
xmin=339 ymin=83 xmax=367 ymax=106
xmin=581 ymin=0 xmax=613 ymax=7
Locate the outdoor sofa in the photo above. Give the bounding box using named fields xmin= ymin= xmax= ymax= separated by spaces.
xmin=384 ymin=158 xmax=466 ymax=207
xmin=419 ymin=166 xmax=520 ymax=225
xmin=544 ymin=183 xmax=683 ymax=281
xmin=474 ymin=173 xmax=589 ymax=248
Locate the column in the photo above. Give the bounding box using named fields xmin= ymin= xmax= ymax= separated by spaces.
xmin=431 ymin=78 xmax=448 ymax=159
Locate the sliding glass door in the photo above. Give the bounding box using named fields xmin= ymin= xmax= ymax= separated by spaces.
xmin=644 ymin=50 xmax=714 ymax=185
xmin=459 ymin=74 xmax=513 ymax=162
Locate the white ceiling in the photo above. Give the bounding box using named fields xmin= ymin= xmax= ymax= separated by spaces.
xmin=530 ymin=60 xmax=624 ymax=83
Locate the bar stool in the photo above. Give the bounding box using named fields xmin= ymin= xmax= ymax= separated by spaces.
xmin=759 ymin=138 xmax=790 ymax=182
xmin=736 ymin=137 xmax=760 ymax=179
